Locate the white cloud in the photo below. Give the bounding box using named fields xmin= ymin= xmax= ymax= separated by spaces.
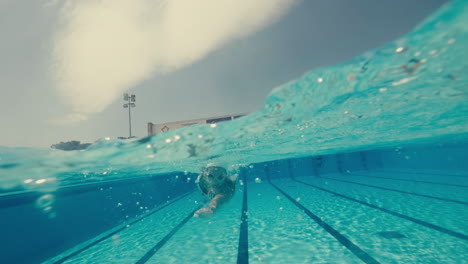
xmin=51 ymin=0 xmax=297 ymax=121
xmin=49 ymin=112 xmax=88 ymax=125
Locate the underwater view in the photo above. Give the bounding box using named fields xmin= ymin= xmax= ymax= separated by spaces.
xmin=1 ymin=0 xmax=467 ymax=263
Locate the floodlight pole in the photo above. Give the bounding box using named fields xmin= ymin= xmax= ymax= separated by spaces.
xmin=128 ymin=99 xmax=132 ymax=137
xmin=123 ymin=93 xmax=136 ymax=138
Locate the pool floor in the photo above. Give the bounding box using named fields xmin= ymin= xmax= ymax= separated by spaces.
xmin=44 ymin=169 xmax=468 ymax=264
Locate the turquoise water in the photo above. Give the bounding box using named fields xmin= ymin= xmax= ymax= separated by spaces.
xmin=1 ymin=0 xmax=467 ymax=190
xmin=1 ymin=0 xmax=468 ymax=263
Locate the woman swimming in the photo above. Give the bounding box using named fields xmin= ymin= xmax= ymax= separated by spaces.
xmin=194 ymin=164 xmax=237 ymax=218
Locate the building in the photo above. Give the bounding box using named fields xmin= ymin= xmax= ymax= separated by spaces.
xmin=147 ymin=113 xmax=247 ymax=136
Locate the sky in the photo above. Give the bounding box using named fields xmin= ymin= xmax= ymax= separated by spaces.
xmin=0 ymin=0 xmax=448 ymax=148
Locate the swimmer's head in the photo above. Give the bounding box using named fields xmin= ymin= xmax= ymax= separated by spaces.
xmin=201 ymin=165 xmax=227 ymax=185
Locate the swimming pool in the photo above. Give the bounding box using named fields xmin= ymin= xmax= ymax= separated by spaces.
xmin=1 ymin=0 xmax=467 ymax=263
xmin=1 ymin=143 xmax=467 ymax=263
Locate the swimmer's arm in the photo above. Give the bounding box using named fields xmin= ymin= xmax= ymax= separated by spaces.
xmin=208 ymin=194 xmax=229 ymax=211
xmin=194 ymin=193 xmax=231 ymax=218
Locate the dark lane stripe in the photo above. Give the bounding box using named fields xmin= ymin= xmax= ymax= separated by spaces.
xmin=135 ymin=207 xmax=200 ymax=264
xmin=376 ymin=169 xmax=468 ymax=178
xmin=293 ymin=179 xmax=468 ymax=241
xmin=336 ymin=154 xmax=344 ymax=174
xmin=360 ymin=152 xmax=368 ymax=171
xmin=237 ymin=173 xmax=249 ymax=264
xmin=310 ymin=157 xmax=319 ymax=176
xmin=351 ymin=173 xmax=468 ymax=188
xmin=266 ymin=177 xmax=380 ymax=264
xmin=53 ymin=192 xmax=192 ymax=264
xmin=320 ymin=176 xmax=468 ymax=206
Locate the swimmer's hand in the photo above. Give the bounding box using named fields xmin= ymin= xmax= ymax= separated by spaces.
xmin=193 ymin=207 xmax=214 ymax=218
xmin=230 ymin=174 xmax=238 ymax=182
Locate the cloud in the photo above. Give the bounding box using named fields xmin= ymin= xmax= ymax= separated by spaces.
xmin=49 ymin=113 xmax=88 ymax=125
xmin=51 ymin=0 xmax=297 ymax=121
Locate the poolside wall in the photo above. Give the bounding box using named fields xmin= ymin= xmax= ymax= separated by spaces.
xmin=242 ymin=141 xmax=467 ymax=181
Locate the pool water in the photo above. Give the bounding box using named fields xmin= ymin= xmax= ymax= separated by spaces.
xmin=1 ymin=0 xmax=468 ymax=263
xmin=2 ymin=143 xmax=468 ymax=263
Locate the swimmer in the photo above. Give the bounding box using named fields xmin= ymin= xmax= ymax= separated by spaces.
xmin=194 ymin=164 xmax=237 ymax=218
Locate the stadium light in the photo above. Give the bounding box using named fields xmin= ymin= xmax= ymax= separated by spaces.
xmin=123 ymin=93 xmax=136 ymax=138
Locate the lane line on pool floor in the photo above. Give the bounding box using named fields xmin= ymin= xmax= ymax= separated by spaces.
xmin=135 ymin=206 xmax=201 ymax=264
xmin=237 ymin=172 xmax=249 ymax=264
xmin=51 ymin=191 xmax=194 ymax=264
xmin=265 ymin=169 xmax=381 ymax=264
xmin=291 ymin=178 xmax=468 ymax=241
xmin=317 ymin=176 xmax=468 ymax=206
xmin=350 ymin=173 xmax=468 ymax=188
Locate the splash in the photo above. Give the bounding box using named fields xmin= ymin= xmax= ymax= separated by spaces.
xmin=2 ymin=0 xmax=468 ymax=192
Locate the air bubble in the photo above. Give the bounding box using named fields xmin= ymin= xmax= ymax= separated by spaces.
xmin=395 ymin=47 xmax=404 ymax=53
xmin=36 ymin=194 xmax=54 ymax=208
xmin=35 ymin=194 xmax=56 ymax=219
xmin=112 ymin=235 xmax=121 ymax=246
xmin=403 ymin=58 xmax=421 ymax=74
